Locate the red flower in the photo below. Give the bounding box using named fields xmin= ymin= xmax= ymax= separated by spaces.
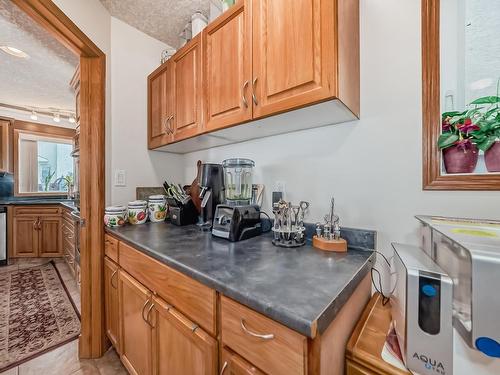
xmin=454 ymin=138 xmax=475 ymax=152
xmin=457 ymin=121 xmax=480 ymax=134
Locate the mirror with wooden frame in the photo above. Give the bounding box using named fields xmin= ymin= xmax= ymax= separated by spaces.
xmin=422 ymin=0 xmax=500 ymax=190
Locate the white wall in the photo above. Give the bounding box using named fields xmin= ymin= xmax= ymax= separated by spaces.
xmin=109 ymin=17 xmax=183 ymax=204
xmin=182 ymin=1 xmax=500 ymax=373
xmin=51 ymin=1 xmax=183 ymax=205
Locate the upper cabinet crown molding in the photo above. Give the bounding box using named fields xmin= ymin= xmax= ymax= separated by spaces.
xmin=148 ymin=0 xmax=360 ymax=153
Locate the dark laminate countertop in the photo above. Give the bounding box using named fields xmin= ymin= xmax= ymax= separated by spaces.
xmin=107 ymin=222 xmax=375 ymax=338
xmin=0 ymin=198 xmax=76 ymax=209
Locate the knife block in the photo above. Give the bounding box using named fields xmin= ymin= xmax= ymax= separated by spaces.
xmin=312 ymin=236 xmax=347 ymax=252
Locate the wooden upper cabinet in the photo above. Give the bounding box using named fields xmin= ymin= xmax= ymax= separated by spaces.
xmin=104 ymin=257 xmax=120 ymax=352
xmin=251 ymin=0 xmax=336 ymax=118
xmin=172 ymin=34 xmax=203 ymax=142
xmin=38 ymin=216 xmax=62 ymax=257
xmin=119 ymin=270 xmax=153 ymax=375
xmin=204 ymin=0 xmax=252 ymax=131
xmin=0 ymin=119 xmax=11 ymax=173
xmin=148 ymin=63 xmax=173 ymax=149
xmin=151 ymin=296 xmax=217 ymax=375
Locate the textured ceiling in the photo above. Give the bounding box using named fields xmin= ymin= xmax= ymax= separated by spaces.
xmin=0 ymin=0 xmax=78 ymax=112
xmin=100 ymin=0 xmax=211 ymax=48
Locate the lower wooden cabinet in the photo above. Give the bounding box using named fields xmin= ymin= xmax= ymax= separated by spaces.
xmin=220 ymin=348 xmax=264 ymax=375
xmin=104 ymin=257 xmax=120 ymax=352
xmin=10 ymin=206 xmax=62 ymax=258
xmin=152 ymin=296 xmax=217 ymax=375
xmin=118 ymin=270 xmax=153 ymax=375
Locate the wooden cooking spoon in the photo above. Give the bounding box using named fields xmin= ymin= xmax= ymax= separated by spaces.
xmin=189 ymin=160 xmax=202 ymax=213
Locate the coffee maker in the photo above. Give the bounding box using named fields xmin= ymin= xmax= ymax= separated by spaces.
xmin=198 ymin=163 xmax=225 ymax=230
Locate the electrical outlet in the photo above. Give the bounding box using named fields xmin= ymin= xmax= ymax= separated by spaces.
xmin=114 ymin=169 xmax=126 ymax=187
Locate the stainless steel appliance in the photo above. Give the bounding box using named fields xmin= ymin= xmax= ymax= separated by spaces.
xmin=212 ymin=204 xmax=262 ymax=242
xmin=391 ymin=243 xmax=453 ymax=375
xmin=198 ymin=163 xmax=225 ymax=230
xmin=417 ymin=215 xmax=500 ymax=358
xmin=71 ymin=131 xmax=80 ymax=209
xmin=70 ymin=209 xmax=82 ymax=267
xmin=0 ymin=206 xmax=6 ymax=266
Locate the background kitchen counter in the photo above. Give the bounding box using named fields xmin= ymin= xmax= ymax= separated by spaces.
xmin=107 ymin=222 xmax=375 ymax=338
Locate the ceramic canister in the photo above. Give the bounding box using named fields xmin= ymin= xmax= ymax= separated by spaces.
xmin=104 ymin=206 xmax=127 ymax=228
xmin=148 ymin=195 xmax=167 ymax=223
xmin=127 ymin=200 xmax=148 ymax=225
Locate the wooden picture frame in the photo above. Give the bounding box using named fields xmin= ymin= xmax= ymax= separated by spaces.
xmin=422 ymin=0 xmax=500 ymax=190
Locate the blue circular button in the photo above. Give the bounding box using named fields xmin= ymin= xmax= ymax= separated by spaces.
xmin=422 ymin=284 xmax=437 ymax=297
xmin=476 ymin=337 xmax=500 ymax=358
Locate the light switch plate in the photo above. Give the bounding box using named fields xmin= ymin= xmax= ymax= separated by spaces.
xmin=114 ymin=170 xmax=126 ymax=187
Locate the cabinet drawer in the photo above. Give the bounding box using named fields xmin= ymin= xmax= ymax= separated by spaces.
xmin=221 ymin=296 xmax=307 ymax=375
xmin=13 ymin=205 xmax=61 ymax=216
xmin=104 ymin=234 xmax=119 ymax=263
xmin=119 ymin=241 xmax=216 ymax=336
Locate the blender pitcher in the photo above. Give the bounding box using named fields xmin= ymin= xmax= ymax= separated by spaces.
xmin=222 ymin=158 xmax=255 ymax=205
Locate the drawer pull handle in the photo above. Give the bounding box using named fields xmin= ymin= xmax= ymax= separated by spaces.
xmin=240 ymin=319 xmax=274 ymax=340
xmin=242 ymin=80 xmax=249 ymax=108
xmin=142 ymin=299 xmax=151 ymax=323
xmin=146 ymin=303 xmax=155 ymax=328
xmin=220 ymin=361 xmax=228 ymax=375
xmin=110 ymin=270 xmax=118 ymax=289
xmin=252 ymin=77 xmax=258 ymax=105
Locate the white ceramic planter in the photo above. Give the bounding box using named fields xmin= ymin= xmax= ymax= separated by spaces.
xmin=148 ymin=195 xmax=167 ymax=223
xmin=104 ymin=206 xmax=127 ymax=228
xmin=127 ymin=200 xmax=148 ymax=225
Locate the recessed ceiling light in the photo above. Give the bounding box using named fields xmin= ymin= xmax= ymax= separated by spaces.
xmin=53 ymin=113 xmax=61 ymax=123
xmin=30 ymin=110 xmax=38 ymax=121
xmin=68 ymin=115 xmax=76 ymax=124
xmin=0 ymin=46 xmax=30 ymax=59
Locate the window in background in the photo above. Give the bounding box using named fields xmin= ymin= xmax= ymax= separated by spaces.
xmin=18 ymin=132 xmax=73 ymax=194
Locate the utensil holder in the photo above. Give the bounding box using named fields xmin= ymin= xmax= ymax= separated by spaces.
xmin=312 ymin=236 xmax=347 ymax=252
xmin=168 ymin=199 xmax=198 ymax=226
xmin=271 ymin=226 xmax=306 ymax=248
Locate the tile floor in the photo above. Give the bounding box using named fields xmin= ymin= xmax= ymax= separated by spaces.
xmin=0 ymin=258 xmax=127 ymax=375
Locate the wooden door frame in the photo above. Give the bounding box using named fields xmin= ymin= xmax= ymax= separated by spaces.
xmin=11 ymin=0 xmax=107 ymax=357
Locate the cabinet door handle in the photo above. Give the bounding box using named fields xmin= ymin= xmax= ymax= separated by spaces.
xmin=142 ymin=298 xmax=151 ymax=323
xmin=220 ymin=361 xmax=228 ymax=375
xmin=36 ymin=217 xmax=41 ymax=231
xmin=242 ymin=80 xmax=249 ymax=108
xmin=110 ymin=270 xmax=118 ymax=289
xmin=168 ymin=114 xmax=175 ymax=134
xmin=252 ymin=77 xmax=258 ymax=105
xmin=146 ymin=303 xmax=155 ymax=328
xmin=240 ymin=319 xmax=274 ymax=340
xmin=163 ymin=116 xmax=170 ymax=134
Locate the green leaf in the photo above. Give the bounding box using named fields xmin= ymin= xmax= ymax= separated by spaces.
xmin=438 ymin=133 xmax=459 ymax=149
xmin=442 ymin=111 xmax=462 ymax=119
xmin=470 ymin=96 xmax=500 ymax=105
xmin=476 ymin=136 xmax=498 ymax=152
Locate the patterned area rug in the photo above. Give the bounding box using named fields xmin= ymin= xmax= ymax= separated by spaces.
xmin=0 ymin=261 xmax=80 ymax=372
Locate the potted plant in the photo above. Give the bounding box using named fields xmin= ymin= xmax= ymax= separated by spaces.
xmin=438 ymin=109 xmax=480 ymax=174
xmin=470 ymin=94 xmax=500 ymax=172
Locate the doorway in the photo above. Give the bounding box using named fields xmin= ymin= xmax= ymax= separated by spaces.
xmin=10 ymin=0 xmax=107 ymax=359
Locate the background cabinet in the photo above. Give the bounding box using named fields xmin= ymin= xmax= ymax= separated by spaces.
xmin=0 ymin=119 xmax=11 ymax=173
xmin=10 ymin=206 xmax=62 ymax=258
xmin=105 ymin=257 xmax=120 ymax=352
xmin=172 ymin=34 xmax=203 ymax=142
xmin=221 ymin=348 xmax=264 ymax=375
xmin=148 ymin=63 xmax=173 ymax=149
xmin=204 ymin=0 xmax=252 ymax=131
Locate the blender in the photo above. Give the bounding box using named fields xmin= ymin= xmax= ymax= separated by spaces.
xmin=212 ymin=158 xmax=262 ymax=241
xmin=222 ymin=158 xmax=255 ymax=206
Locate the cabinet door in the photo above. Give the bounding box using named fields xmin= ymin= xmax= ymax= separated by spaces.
xmin=151 ymin=296 xmax=217 ymax=375
xmin=252 ymin=0 xmax=335 ymax=118
xmin=172 ymin=34 xmax=203 ymax=142
xmin=119 ymin=270 xmax=152 ymax=375
xmin=38 ymin=216 xmax=62 ymax=257
xmin=148 ymin=63 xmax=173 ymax=149
xmin=0 ymin=119 xmax=10 ymax=172
xmin=104 ymin=257 xmax=120 ymax=352
xmin=204 ymin=0 xmax=252 ymax=131
xmin=11 ymin=216 xmax=38 ymax=257
xmin=220 ymin=348 xmax=265 ymax=375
